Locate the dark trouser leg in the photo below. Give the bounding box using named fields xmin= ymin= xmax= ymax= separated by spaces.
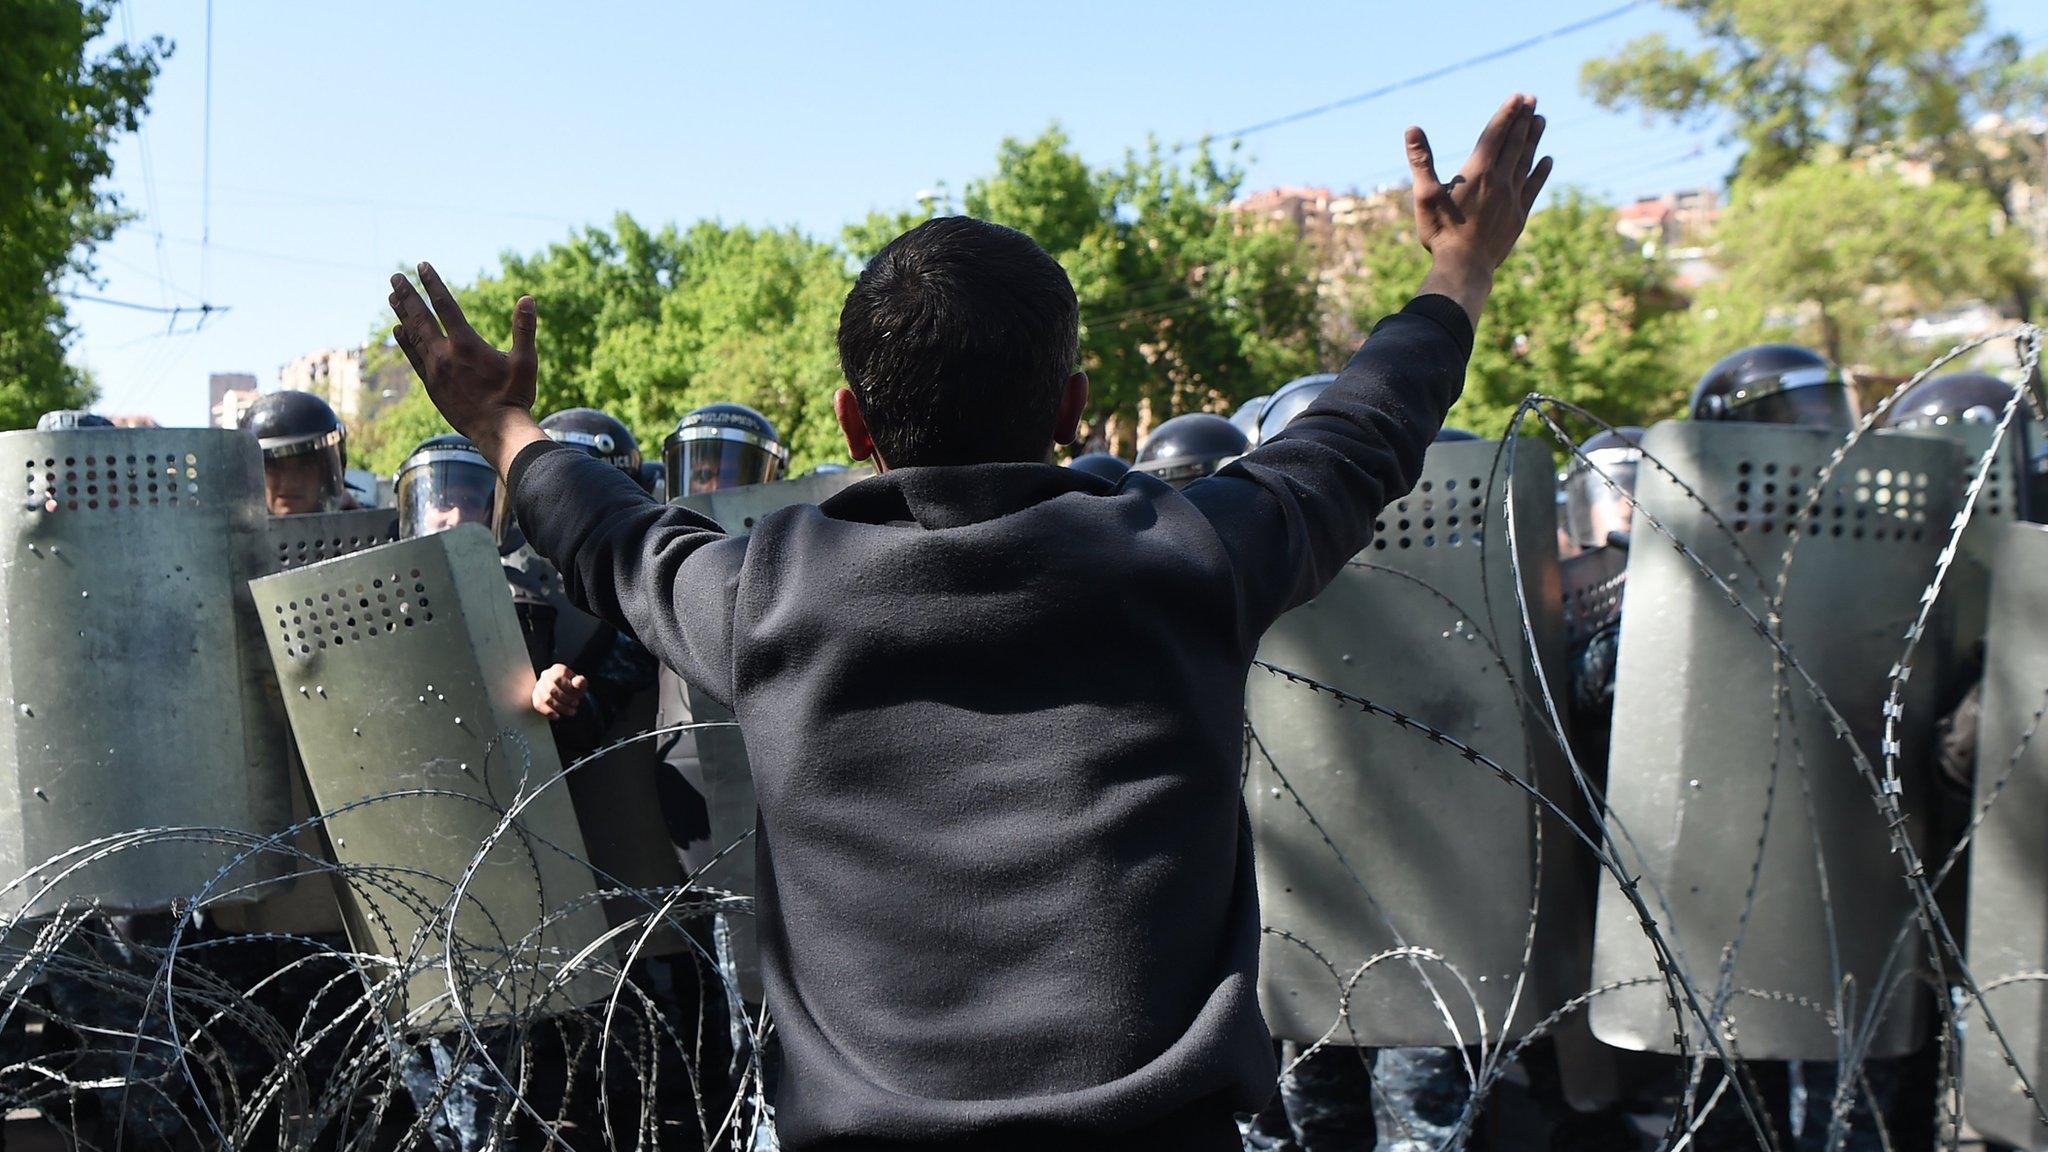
xmin=1792 ymin=1048 xmax=1937 ymax=1152
xmin=1278 ymin=1041 xmax=1377 ymax=1150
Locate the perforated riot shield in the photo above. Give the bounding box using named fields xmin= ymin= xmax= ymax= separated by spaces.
xmin=501 ymin=543 xmax=688 ymax=958
xmin=0 ymin=428 xmax=293 ymax=916
xmin=265 ymin=507 xmax=400 ymax=572
xmin=212 ymin=507 xmax=407 ymax=937
xmin=661 ymin=468 xmax=871 ymax=1003
xmin=1963 ymin=522 xmax=2048 ymax=1148
xmin=250 ymin=525 xmax=611 ymax=1030
xmin=1588 ymin=422 xmax=1962 ymax=1059
xmin=1246 ymin=437 xmax=1591 ymax=1048
xmin=1879 ymin=423 xmax=2024 ymax=678
xmin=1561 ymin=545 xmax=1627 ymax=653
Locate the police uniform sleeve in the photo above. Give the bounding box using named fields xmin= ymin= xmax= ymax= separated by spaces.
xmin=508 ymin=442 xmax=746 ymax=707
xmin=1182 ymin=294 xmax=1472 ymax=640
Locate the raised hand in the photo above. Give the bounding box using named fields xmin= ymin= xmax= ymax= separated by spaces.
xmin=1405 ymin=94 xmax=1552 ymax=324
xmin=388 ymin=262 xmax=548 ymax=474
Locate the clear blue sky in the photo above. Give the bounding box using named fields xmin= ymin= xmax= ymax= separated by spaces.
xmin=68 ymin=0 xmax=2048 ymax=427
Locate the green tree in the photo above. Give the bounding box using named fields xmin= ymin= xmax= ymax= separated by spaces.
xmin=851 ymin=127 xmax=1327 ymax=457
xmin=1351 ymin=190 xmax=1688 ymax=436
xmin=1691 ymin=159 xmax=2032 ymax=367
xmin=0 ymin=0 xmax=168 ymax=427
xmin=363 ymin=215 xmax=852 ymax=475
xmin=1581 ymin=0 xmax=2046 ymax=316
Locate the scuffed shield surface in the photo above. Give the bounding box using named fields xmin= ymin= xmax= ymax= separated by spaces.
xmin=1589 ymin=422 xmax=1961 ymax=1059
xmin=250 ymin=525 xmax=611 ymax=1030
xmin=1247 ymin=437 xmax=1590 ymax=1047
xmin=0 ymin=428 xmax=292 ymax=916
xmin=1963 ymin=522 xmax=2048 ymax=1148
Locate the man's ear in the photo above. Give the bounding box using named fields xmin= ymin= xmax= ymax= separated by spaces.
xmin=1053 ymin=371 xmax=1090 ymax=446
xmin=835 ymin=387 xmax=883 ymax=468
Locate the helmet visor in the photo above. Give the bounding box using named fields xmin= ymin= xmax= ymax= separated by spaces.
xmin=1133 ymin=454 xmax=1234 ymax=489
xmin=263 ymin=443 xmax=348 ymax=516
xmin=1728 ymin=383 xmax=1860 ymax=429
xmin=397 ymin=458 xmax=503 ymax=541
xmin=1564 ymin=454 xmax=1640 ymax=550
xmin=664 ymin=433 xmax=785 ymax=498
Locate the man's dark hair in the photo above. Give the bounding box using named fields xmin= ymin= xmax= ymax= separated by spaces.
xmin=838 ymin=216 xmax=1080 ymax=467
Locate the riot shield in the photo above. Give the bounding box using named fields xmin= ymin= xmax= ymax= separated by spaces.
xmin=212 ymin=508 xmax=406 ymax=936
xmin=1588 ymin=422 xmax=1961 ymax=1059
xmin=1962 ymin=522 xmax=2048 ymax=1148
xmin=250 ymin=525 xmax=611 ymax=1030
xmin=265 ymin=506 xmax=400 ymax=572
xmin=1560 ymin=544 xmax=1627 ymax=653
xmin=0 ymin=428 xmax=293 ymax=917
xmin=1878 ymin=423 xmax=2023 ymax=677
xmin=502 ymin=543 xmax=690 ymax=959
xmin=1246 ymin=437 xmax=1592 ymax=1047
xmin=665 ymin=468 xmax=871 ymax=1004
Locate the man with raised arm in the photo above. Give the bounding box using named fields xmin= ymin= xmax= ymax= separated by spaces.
xmin=388 ymin=96 xmax=1550 ymax=1152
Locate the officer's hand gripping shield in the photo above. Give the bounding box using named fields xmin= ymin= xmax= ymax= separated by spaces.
xmin=1589 ymin=422 xmax=1962 ymax=1060
xmin=0 ymin=428 xmax=294 ymax=917
xmin=661 ymin=468 xmax=871 ymax=1003
xmin=1962 ymin=522 xmax=2048 ymax=1148
xmin=249 ymin=525 xmax=612 ymax=1032
xmin=501 ymin=541 xmax=692 ymax=960
xmin=1246 ymin=437 xmax=1594 ymax=1049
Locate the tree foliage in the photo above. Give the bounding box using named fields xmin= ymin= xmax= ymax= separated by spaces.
xmin=1582 ymin=0 xmax=2046 ymax=316
xmin=358 ymin=216 xmax=851 ymax=477
xmin=1352 ymin=190 xmax=1689 ymax=437
xmin=0 ymin=0 xmax=167 ymax=428
xmin=365 ymin=128 xmax=1330 ymax=468
xmin=1690 ymin=160 xmax=2032 ymax=367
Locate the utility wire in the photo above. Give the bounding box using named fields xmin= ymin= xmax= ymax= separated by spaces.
xmin=1195 ymin=0 xmax=1647 ymax=146
xmin=201 ymin=0 xmax=215 ymax=297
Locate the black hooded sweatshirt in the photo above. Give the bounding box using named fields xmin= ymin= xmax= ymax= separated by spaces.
xmin=506 ymin=295 xmax=1473 ymax=1149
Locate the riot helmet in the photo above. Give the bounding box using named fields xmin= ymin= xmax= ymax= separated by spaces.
xmin=663 ymin=403 xmax=787 ymax=497
xmin=1563 ymin=427 xmax=1646 ymax=551
xmin=396 ymin=434 xmax=504 ymax=542
xmin=35 ymin=410 xmax=113 ymax=431
xmin=1230 ymin=394 xmax=1271 ymax=446
xmin=1881 ymin=370 xmax=2029 ymax=434
xmin=246 ymin=390 xmax=349 ymax=515
xmin=1067 ymin=452 xmax=1131 ymax=483
xmin=1132 ymin=413 xmax=1249 ymax=489
xmin=1689 ymin=344 xmax=1858 ymax=429
xmin=1258 ymin=373 xmax=1340 ymax=442
xmin=540 ymin=407 xmax=653 ymax=492
xmin=1435 ymin=426 xmax=1480 ymax=443
xmin=1881 ymin=370 xmax=2035 ymax=520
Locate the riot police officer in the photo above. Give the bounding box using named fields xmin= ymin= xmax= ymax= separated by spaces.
xmin=1067 ymin=452 xmax=1131 ymax=483
xmin=1649 ymin=351 xmax=1931 ymax=1151
xmin=1688 ymin=344 xmax=1860 ymax=429
xmin=1231 ymin=394 xmax=1273 ymax=447
xmin=395 ymin=431 xmax=669 ymax=1150
xmin=1247 ymin=425 xmax=1502 ymax=1152
xmin=1562 ymin=427 xmax=1643 ymax=774
xmin=1883 ymin=369 xmax=2034 ymax=522
xmin=663 ymin=402 xmax=788 ymax=498
xmin=244 ymin=390 xmax=357 ymax=516
xmin=1132 ymin=413 xmax=1248 ymax=489
xmin=1258 ymin=374 xmax=1342 ymax=443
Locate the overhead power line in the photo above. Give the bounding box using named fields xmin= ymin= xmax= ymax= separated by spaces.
xmin=1198 ymin=0 xmax=1648 ymax=145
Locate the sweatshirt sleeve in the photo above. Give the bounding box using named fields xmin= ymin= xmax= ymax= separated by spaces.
xmin=1182 ymin=294 xmax=1473 ymax=643
xmin=508 ymin=441 xmax=748 ymax=707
